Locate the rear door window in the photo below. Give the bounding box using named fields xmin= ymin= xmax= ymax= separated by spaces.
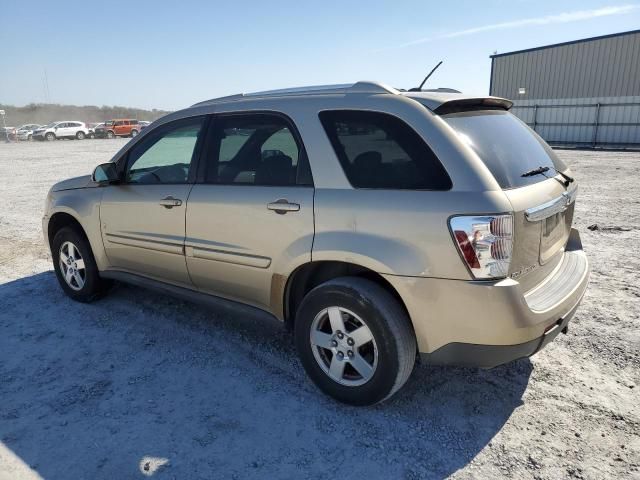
xmin=205 ymin=113 xmax=310 ymax=186
xmin=319 ymin=110 xmax=451 ymax=190
xmin=442 ymin=110 xmax=566 ymax=189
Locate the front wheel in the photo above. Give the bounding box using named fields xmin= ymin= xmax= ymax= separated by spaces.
xmin=106 ymin=130 xmax=115 ymax=139
xmin=52 ymin=227 xmax=111 ymax=302
xmin=295 ymin=277 xmax=416 ymax=405
xmin=76 ymin=131 xmax=85 ymax=140
xmin=130 ymin=129 xmax=138 ymax=138
xmin=45 ymin=132 xmax=55 ymax=141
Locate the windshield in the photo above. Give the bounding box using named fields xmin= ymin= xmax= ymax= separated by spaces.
xmin=443 ymin=110 xmax=566 ymax=189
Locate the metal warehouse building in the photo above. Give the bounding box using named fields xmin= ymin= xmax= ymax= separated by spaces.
xmin=490 ymin=29 xmax=640 ymax=148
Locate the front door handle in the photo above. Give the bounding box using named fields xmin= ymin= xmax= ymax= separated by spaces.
xmin=267 ymin=199 xmax=300 ymax=214
xmin=160 ymin=196 xmax=183 ymax=208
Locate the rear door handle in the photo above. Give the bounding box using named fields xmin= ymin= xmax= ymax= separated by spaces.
xmin=159 ymin=196 xmax=182 ymax=208
xmin=267 ymin=199 xmax=300 ymax=214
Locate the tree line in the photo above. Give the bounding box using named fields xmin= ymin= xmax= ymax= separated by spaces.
xmin=0 ymin=103 xmax=171 ymax=127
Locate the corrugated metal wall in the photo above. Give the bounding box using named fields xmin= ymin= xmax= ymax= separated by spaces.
xmin=510 ymin=97 xmax=640 ymax=146
xmin=490 ymin=30 xmax=640 ymax=147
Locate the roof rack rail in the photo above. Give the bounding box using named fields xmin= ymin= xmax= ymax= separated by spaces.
xmin=192 ymin=81 xmax=397 ymax=107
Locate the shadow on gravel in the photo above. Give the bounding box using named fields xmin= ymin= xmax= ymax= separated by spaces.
xmin=0 ymin=272 xmax=532 ymax=479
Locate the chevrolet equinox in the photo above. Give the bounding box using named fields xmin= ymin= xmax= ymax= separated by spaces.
xmin=43 ymin=82 xmax=590 ymax=405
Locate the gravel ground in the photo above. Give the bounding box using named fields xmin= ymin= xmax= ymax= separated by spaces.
xmin=0 ymin=140 xmax=639 ymax=479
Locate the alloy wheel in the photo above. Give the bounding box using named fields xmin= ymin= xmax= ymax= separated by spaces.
xmin=310 ymin=306 xmax=378 ymax=386
xmin=59 ymin=241 xmax=86 ymax=291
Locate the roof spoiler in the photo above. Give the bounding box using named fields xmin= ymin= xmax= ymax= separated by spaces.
xmin=433 ymin=97 xmax=513 ymax=115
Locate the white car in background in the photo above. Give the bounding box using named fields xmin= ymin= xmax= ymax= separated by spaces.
xmin=16 ymin=124 xmax=42 ymax=141
xmin=33 ymin=121 xmax=90 ymax=141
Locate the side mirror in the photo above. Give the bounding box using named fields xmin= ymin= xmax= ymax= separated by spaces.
xmin=92 ymin=162 xmax=120 ymax=184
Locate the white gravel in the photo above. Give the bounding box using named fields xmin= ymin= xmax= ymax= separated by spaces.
xmin=0 ymin=140 xmax=638 ymax=479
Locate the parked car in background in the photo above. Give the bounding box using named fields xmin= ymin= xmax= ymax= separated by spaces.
xmin=94 ymin=119 xmax=140 ymax=139
xmin=16 ymin=124 xmax=42 ymax=141
xmin=1 ymin=126 xmax=17 ymax=142
xmin=33 ymin=121 xmax=90 ymax=141
xmin=43 ymin=81 xmax=589 ymax=405
xmin=138 ymin=120 xmax=151 ymax=130
xmin=87 ymin=123 xmax=105 ymax=139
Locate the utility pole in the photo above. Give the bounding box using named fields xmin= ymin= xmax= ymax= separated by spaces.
xmin=43 ymin=69 xmax=51 ymax=103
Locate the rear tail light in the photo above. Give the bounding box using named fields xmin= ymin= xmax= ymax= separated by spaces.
xmin=449 ymin=214 xmax=513 ymax=279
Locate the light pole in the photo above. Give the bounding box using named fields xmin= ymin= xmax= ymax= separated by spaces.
xmin=0 ymin=110 xmax=10 ymax=143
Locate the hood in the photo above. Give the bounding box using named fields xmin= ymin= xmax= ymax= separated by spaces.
xmin=51 ymin=175 xmax=92 ymax=192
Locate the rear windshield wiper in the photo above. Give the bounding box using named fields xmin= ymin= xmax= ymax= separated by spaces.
xmin=521 ymin=165 xmax=574 ymax=186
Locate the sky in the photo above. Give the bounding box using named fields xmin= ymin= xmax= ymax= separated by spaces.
xmin=1 ymin=0 xmax=639 ymax=110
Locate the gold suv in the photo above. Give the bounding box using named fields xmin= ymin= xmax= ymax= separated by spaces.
xmin=43 ymin=82 xmax=590 ymax=405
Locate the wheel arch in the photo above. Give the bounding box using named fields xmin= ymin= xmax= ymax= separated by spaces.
xmin=47 ymin=211 xmax=89 ymax=250
xmin=282 ymin=260 xmax=412 ymax=330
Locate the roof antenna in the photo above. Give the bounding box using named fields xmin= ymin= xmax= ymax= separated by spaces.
xmin=409 ymin=61 xmax=443 ymax=92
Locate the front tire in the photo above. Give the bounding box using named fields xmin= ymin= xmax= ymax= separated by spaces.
xmin=52 ymin=227 xmax=111 ymax=302
xmin=76 ymin=131 xmax=85 ymax=140
xmin=130 ymin=129 xmax=138 ymax=138
xmin=106 ymin=130 xmax=115 ymax=139
xmin=45 ymin=132 xmax=55 ymax=141
xmin=295 ymin=277 xmax=416 ymax=405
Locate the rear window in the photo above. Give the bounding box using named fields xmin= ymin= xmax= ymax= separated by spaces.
xmin=442 ymin=110 xmax=566 ymax=189
xmin=319 ymin=110 xmax=451 ymax=190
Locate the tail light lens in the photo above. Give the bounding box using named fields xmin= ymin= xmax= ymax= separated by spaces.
xmin=449 ymin=215 xmax=513 ymax=279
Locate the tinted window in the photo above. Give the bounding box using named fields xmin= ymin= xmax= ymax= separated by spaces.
xmin=131 ymin=120 xmax=138 ymax=125
xmin=206 ymin=114 xmax=305 ymax=186
xmin=442 ymin=110 xmax=566 ymax=189
xmin=126 ymin=118 xmax=204 ymax=184
xmin=114 ymin=121 xmax=124 ymax=126
xmin=319 ymin=110 xmax=451 ymax=190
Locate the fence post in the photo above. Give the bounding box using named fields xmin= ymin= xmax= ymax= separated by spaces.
xmin=592 ymin=103 xmax=601 ymax=148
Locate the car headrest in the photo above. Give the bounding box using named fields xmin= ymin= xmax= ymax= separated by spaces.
xmin=353 ymin=150 xmax=383 ymax=169
xmin=256 ymin=154 xmax=293 ymax=185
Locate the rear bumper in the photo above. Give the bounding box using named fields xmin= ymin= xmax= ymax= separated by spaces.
xmin=420 ymin=301 xmax=577 ymax=368
xmin=383 ymin=228 xmax=590 ymax=367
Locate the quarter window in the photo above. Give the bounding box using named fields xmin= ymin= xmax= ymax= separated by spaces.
xmin=319 ymin=110 xmax=451 ymax=190
xmin=126 ymin=117 xmax=204 ymax=184
xmin=206 ymin=114 xmax=309 ymax=186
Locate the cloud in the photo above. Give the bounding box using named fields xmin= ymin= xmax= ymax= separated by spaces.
xmin=400 ymin=4 xmax=640 ymax=47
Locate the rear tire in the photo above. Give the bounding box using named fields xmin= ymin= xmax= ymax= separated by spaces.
xmin=45 ymin=132 xmax=55 ymax=141
xmin=295 ymin=277 xmax=416 ymax=405
xmin=27 ymin=134 xmax=32 ymax=141
xmin=76 ymin=131 xmax=85 ymax=140
xmin=52 ymin=227 xmax=111 ymax=302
